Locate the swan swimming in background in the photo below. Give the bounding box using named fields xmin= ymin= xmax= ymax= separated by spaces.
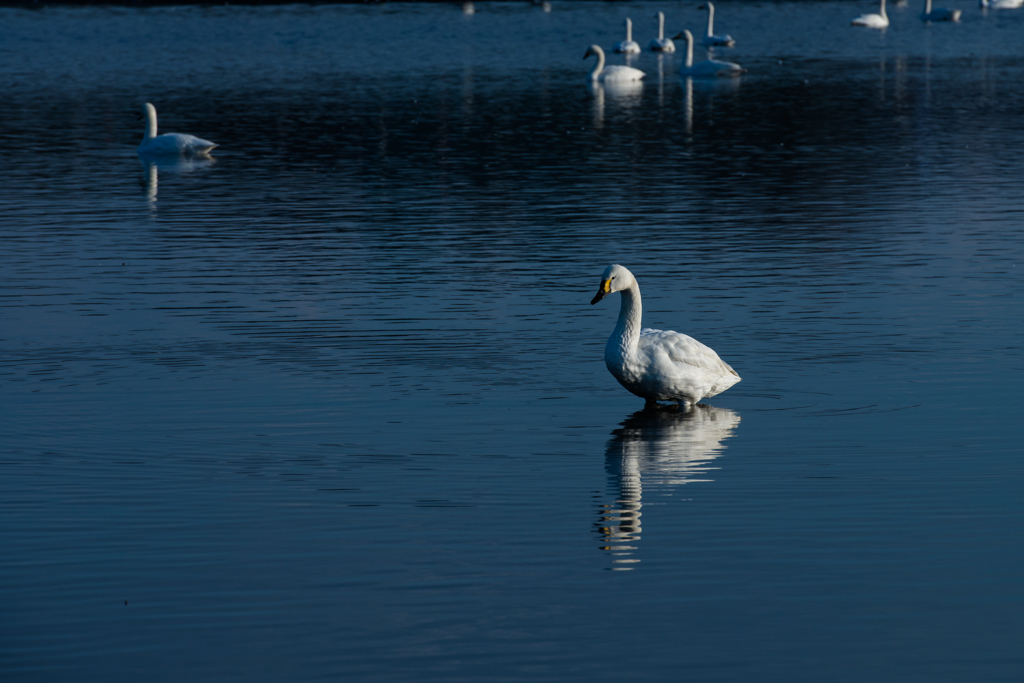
xmin=674 ymin=30 xmax=745 ymax=78
xmin=137 ymin=103 xmax=217 ymax=156
xmin=584 ymin=45 xmax=645 ymax=84
xmin=921 ymin=0 xmax=962 ymax=20
xmin=980 ymin=0 xmax=1023 ymax=8
xmin=699 ymin=3 xmax=735 ymax=46
xmin=590 ymin=265 xmax=741 ymax=407
xmin=613 ymin=18 xmax=642 ymax=54
xmin=649 ymin=12 xmax=676 ymax=52
xmin=852 ymin=0 xmax=889 ymax=27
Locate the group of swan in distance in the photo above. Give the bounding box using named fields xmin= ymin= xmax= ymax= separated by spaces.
xmin=613 ymin=18 xmax=641 ymax=54
xmin=591 ymin=265 xmax=741 ymax=408
xmin=851 ymin=0 xmax=890 ymax=28
xmin=649 ymin=12 xmax=676 ymax=52
xmin=980 ymin=0 xmax=1023 ymax=8
xmin=137 ymin=102 xmax=217 ymax=156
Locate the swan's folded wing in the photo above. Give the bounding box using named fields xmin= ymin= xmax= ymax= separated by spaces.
xmin=639 ymin=328 xmax=739 ymax=377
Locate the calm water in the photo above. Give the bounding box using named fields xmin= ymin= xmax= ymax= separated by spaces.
xmin=2 ymin=2 xmax=1024 ymax=680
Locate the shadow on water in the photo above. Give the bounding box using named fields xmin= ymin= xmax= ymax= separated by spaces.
xmin=596 ymin=403 xmax=741 ymax=570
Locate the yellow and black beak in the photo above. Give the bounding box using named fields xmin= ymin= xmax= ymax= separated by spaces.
xmin=591 ymin=279 xmax=612 ymax=305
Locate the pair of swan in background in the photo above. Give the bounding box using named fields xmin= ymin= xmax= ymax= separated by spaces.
xmin=852 ymin=0 xmax=890 ymax=27
xmin=614 ymin=14 xmax=675 ymax=53
xmin=591 ymin=265 xmax=741 ymax=408
xmin=138 ymin=102 xmax=217 ymax=156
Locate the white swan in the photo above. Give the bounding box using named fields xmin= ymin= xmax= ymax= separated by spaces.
xmin=137 ymin=103 xmax=217 ymax=156
xmin=590 ymin=265 xmax=741 ymax=407
xmin=649 ymin=12 xmax=676 ymax=52
xmin=674 ymin=30 xmax=745 ymax=78
xmin=980 ymin=0 xmax=1023 ymax=8
xmin=584 ymin=45 xmax=645 ymax=84
xmin=613 ymin=18 xmax=642 ymax=54
xmin=921 ymin=0 xmax=962 ymax=20
xmin=852 ymin=0 xmax=889 ymax=27
xmin=699 ymin=3 xmax=735 ymax=46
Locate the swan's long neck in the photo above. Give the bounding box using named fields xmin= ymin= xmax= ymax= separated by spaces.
xmin=706 ymin=2 xmax=715 ymax=36
xmin=142 ymin=104 xmax=157 ymax=141
xmin=589 ymin=47 xmax=605 ymax=81
xmin=684 ymin=31 xmax=694 ymax=68
xmin=626 ymin=18 xmax=633 ymax=42
xmin=924 ymin=0 xmax=932 ymax=13
xmin=657 ymin=12 xmax=665 ymax=40
xmin=880 ymin=0 xmax=888 ymax=18
xmin=609 ymin=283 xmax=642 ymax=359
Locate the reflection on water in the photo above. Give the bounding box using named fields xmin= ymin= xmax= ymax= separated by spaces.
xmin=139 ymin=154 xmax=216 ymax=207
xmin=597 ymin=404 xmax=741 ymax=570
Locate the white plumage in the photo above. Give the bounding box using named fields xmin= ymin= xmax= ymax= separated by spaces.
xmin=852 ymin=0 xmax=890 ymax=27
xmin=675 ymin=30 xmax=745 ymax=78
xmin=583 ymin=45 xmax=645 ymax=84
xmin=590 ymin=265 xmax=740 ymax=407
xmin=980 ymin=0 xmax=1022 ymax=8
xmin=137 ymin=102 xmax=217 ymax=156
xmin=613 ymin=18 xmax=642 ymax=54
xmin=699 ymin=3 xmax=736 ymax=47
xmin=648 ymin=12 xmax=676 ymax=52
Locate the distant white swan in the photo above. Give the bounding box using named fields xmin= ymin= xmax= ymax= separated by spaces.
xmin=649 ymin=12 xmax=676 ymax=52
xmin=137 ymin=103 xmax=217 ymax=156
xmin=462 ymin=2 xmax=475 ymax=15
xmin=613 ymin=18 xmax=642 ymax=54
xmin=590 ymin=265 xmax=741 ymax=407
xmin=699 ymin=3 xmax=735 ymax=46
xmin=921 ymin=0 xmax=962 ymax=20
xmin=980 ymin=0 xmax=1023 ymax=8
xmin=852 ymin=0 xmax=890 ymax=27
xmin=584 ymin=45 xmax=645 ymax=84
xmin=674 ymin=30 xmax=745 ymax=78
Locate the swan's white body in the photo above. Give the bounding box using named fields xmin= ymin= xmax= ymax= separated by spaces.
xmin=649 ymin=12 xmax=676 ymax=52
xmin=137 ymin=103 xmax=217 ymax=156
xmin=921 ymin=0 xmax=962 ymax=20
xmin=699 ymin=3 xmax=735 ymax=46
xmin=852 ymin=0 xmax=890 ymax=27
xmin=675 ymin=30 xmax=745 ymax=78
xmin=591 ymin=265 xmax=740 ymax=407
xmin=584 ymin=45 xmax=645 ymax=84
xmin=980 ymin=0 xmax=1023 ymax=8
xmin=614 ymin=18 xmax=642 ymax=54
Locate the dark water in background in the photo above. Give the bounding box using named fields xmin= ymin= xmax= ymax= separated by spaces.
xmin=2 ymin=2 xmax=1024 ymax=680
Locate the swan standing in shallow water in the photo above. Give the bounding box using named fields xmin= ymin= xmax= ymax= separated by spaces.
xmin=590 ymin=265 xmax=741 ymax=408
xmin=137 ymin=103 xmax=217 ymax=156
xmin=613 ymin=18 xmax=642 ymax=54
xmin=699 ymin=3 xmax=735 ymax=46
xmin=584 ymin=45 xmax=645 ymax=84
xmin=852 ymin=0 xmax=889 ymax=27
xmin=649 ymin=12 xmax=676 ymax=52
xmin=674 ymin=30 xmax=745 ymax=78
xmin=921 ymin=0 xmax=962 ymax=20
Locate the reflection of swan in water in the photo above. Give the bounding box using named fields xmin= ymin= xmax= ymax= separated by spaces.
xmin=137 ymin=102 xmax=217 ymax=156
xmin=597 ymin=404 xmax=741 ymax=569
xmin=589 ymin=81 xmax=644 ymax=130
xmin=139 ymin=155 xmax=216 ymax=206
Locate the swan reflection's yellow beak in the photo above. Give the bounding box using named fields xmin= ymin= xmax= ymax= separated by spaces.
xmin=591 ymin=279 xmax=612 ymax=305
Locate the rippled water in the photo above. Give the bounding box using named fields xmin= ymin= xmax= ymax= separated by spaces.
xmin=2 ymin=2 xmax=1023 ymax=681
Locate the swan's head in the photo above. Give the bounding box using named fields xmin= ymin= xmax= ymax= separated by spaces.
xmin=583 ymin=44 xmax=604 ymax=60
xmin=591 ymin=264 xmax=636 ymax=305
xmin=141 ymin=102 xmax=157 ymax=120
xmin=672 ymin=29 xmax=694 ymax=43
